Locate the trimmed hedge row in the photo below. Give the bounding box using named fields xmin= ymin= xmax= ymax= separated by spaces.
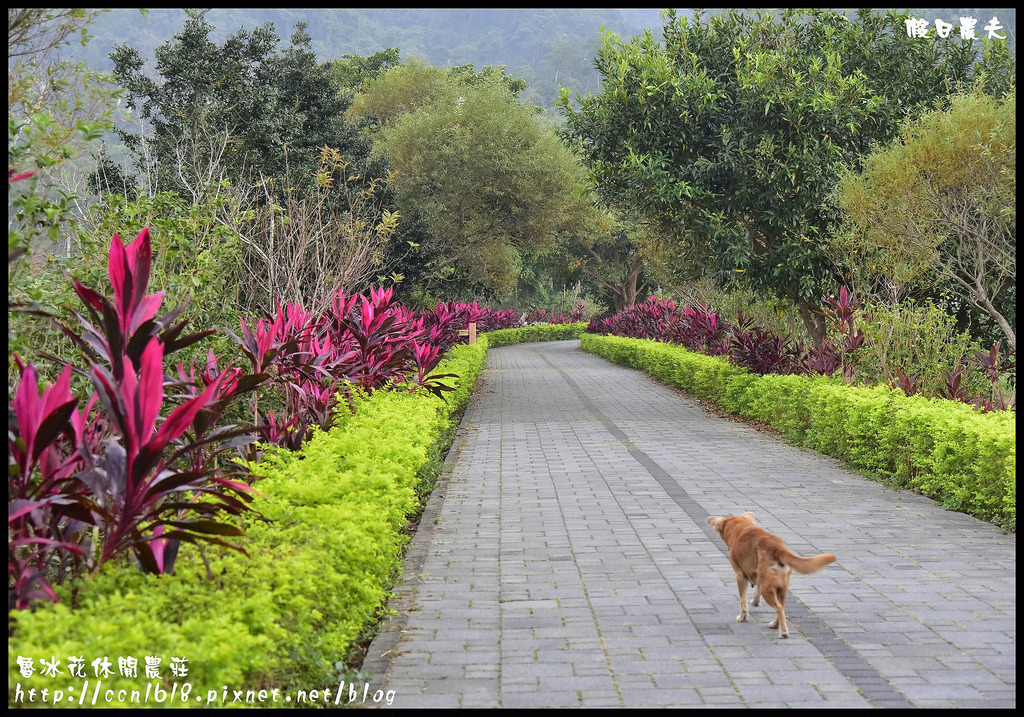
xmin=9 ymin=339 xmax=488 ymax=706
xmin=581 ymin=333 xmax=1015 ymax=531
xmin=483 ymin=322 xmax=586 ymax=347
xmin=8 ymin=324 xmax=585 ymax=706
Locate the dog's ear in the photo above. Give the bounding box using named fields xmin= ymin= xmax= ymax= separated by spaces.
xmin=706 ymin=516 xmax=724 ymax=532
xmin=741 ymin=512 xmax=756 ymax=522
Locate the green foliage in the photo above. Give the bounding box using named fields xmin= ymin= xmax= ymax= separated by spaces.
xmin=851 ymin=300 xmax=993 ymax=400
xmin=331 ymin=47 xmax=402 ymax=96
xmin=831 ymin=89 xmax=1016 ymax=349
xmin=8 ymin=341 xmax=488 ymax=703
xmin=561 ymin=212 xmax=652 ymax=313
xmin=581 ymin=333 xmax=1015 ymax=530
xmin=8 ymin=191 xmax=244 ymax=386
xmin=8 ymin=9 xmax=122 ymax=176
xmin=108 ymin=12 xmax=373 ymax=197
xmin=78 ymin=9 xmax=668 ymax=114
xmin=352 ymin=61 xmax=591 ymax=299
xmin=8 ymin=8 xmax=125 ymax=335
xmin=561 ymin=8 xmax=1000 ymax=342
xmin=484 ymin=323 xmax=587 ymax=348
xmin=102 ymin=12 xmax=408 ymax=313
xmin=669 ymin=279 xmax=813 ymax=345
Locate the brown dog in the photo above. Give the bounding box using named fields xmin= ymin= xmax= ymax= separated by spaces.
xmin=706 ymin=512 xmax=835 ymax=639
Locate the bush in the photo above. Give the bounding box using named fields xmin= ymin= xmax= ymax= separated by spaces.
xmin=852 ymin=300 xmax=990 ymax=400
xmin=8 ymin=340 xmax=488 ymax=705
xmin=581 ymin=333 xmax=1015 ymax=531
xmin=8 ymin=190 xmax=245 ymax=387
xmin=587 ymin=290 xmax=1014 ymax=411
xmin=484 ymin=322 xmax=586 ymax=347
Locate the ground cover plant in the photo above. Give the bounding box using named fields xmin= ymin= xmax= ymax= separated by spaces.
xmin=8 ymin=341 xmax=488 ymax=702
xmin=8 ymin=215 xmax=593 ymax=704
xmin=11 ymin=225 xmax=537 ymax=611
xmin=580 ymin=331 xmax=1015 ymax=531
xmin=587 ymin=289 xmax=1014 ymax=412
xmin=9 ymin=228 xmax=262 ymax=610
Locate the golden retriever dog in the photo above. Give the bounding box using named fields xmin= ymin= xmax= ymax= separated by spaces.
xmin=706 ymin=512 xmax=836 ymax=639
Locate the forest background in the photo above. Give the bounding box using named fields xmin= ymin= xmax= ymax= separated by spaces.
xmin=9 ymin=8 xmax=1017 ymax=381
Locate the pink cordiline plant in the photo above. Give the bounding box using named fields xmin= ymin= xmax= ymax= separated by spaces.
xmin=8 ymin=229 xmax=262 ymax=608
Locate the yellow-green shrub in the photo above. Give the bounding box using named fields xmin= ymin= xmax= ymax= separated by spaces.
xmin=581 ymin=333 xmax=1015 ymax=531
xmin=484 ymin=322 xmax=585 ymax=347
xmin=9 ymin=341 xmax=488 ymax=707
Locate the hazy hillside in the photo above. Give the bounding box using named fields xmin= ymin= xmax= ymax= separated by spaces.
xmin=77 ymin=7 xmax=1015 ymax=113
xmin=80 ymin=8 xmax=670 ymax=112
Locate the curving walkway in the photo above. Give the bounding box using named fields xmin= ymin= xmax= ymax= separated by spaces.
xmin=362 ymin=340 xmax=1015 ymax=708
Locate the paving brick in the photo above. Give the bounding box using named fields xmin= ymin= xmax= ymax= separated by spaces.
xmin=364 ymin=340 xmax=1016 ymax=709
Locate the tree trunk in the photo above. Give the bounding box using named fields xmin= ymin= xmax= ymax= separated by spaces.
xmin=797 ymin=301 xmax=828 ymax=348
xmin=607 ymin=255 xmax=645 ymax=312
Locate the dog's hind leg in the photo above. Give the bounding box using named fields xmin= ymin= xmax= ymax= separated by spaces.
xmin=760 ymin=585 xmax=789 ymax=639
xmin=734 ymin=572 xmax=750 ymax=622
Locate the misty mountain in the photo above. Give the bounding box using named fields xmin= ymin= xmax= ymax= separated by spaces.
xmin=77 ymin=8 xmax=1015 ymax=114
xmin=80 ymin=8 xmax=671 ymax=112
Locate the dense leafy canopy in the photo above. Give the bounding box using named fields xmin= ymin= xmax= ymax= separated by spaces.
xmin=108 ymin=10 xmax=373 ymax=196
xmin=833 ymin=89 xmax=1016 ymax=349
xmin=560 ymin=8 xmax=1012 ymax=342
xmin=352 ymin=62 xmax=591 ymax=299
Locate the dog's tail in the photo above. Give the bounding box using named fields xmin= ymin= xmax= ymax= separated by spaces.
xmin=782 ymin=551 xmax=836 ymax=575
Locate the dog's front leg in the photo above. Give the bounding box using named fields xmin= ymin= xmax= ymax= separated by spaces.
xmin=734 ymin=573 xmax=749 ymax=622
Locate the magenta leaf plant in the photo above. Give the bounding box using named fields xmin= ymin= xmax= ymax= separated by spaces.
xmin=890 ymin=367 xmax=922 ymax=397
xmin=9 ymin=229 xmax=264 ymax=607
xmin=966 ymin=342 xmax=1016 ymax=412
xmin=8 ymin=359 xmax=96 ymax=609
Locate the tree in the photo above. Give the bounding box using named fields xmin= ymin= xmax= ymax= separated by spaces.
xmin=560 ymin=212 xmax=654 ymax=313
xmin=9 ymin=8 xmax=123 ymax=256
xmin=559 ymin=8 xmax=1007 ymax=344
xmin=224 ymin=146 xmax=401 ymax=312
xmin=833 ymin=89 xmax=1015 ymax=350
xmin=109 ymin=9 xmax=280 ymax=196
xmin=104 ymin=11 xmax=402 ymax=311
xmin=8 ymin=9 xmax=120 ymax=171
xmin=108 ymin=12 xmax=380 ymax=195
xmin=331 ymin=47 xmax=402 ymax=97
xmin=351 ymin=61 xmax=589 ymax=299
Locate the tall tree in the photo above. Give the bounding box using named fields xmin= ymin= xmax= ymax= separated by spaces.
xmin=351 ymin=62 xmax=589 ymax=299
xmin=559 ymin=8 xmax=1010 ymax=343
xmin=110 ymin=9 xmax=279 ymax=197
xmin=108 ymin=11 xmax=375 ymax=197
xmin=559 ymin=213 xmax=654 ymax=313
xmin=833 ymin=89 xmax=1015 ymax=349
xmin=106 ymin=10 xmax=402 ymax=310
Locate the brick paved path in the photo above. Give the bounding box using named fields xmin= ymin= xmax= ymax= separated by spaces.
xmin=362 ymin=340 xmax=1015 ymax=708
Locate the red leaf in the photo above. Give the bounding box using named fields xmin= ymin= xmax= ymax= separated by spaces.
xmin=108 ymin=233 xmax=132 ymax=333
xmin=130 ymin=292 xmax=165 ymax=334
xmin=146 ymin=370 xmax=224 ymax=457
xmin=129 ymin=228 xmax=153 ymax=310
xmin=134 ymin=338 xmax=165 ymax=445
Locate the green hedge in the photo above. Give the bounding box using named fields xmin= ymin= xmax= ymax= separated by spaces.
xmin=482 ymin=322 xmax=586 ymax=347
xmin=581 ymin=333 xmax=1015 ymax=531
xmin=9 ymin=340 xmax=488 ymax=707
